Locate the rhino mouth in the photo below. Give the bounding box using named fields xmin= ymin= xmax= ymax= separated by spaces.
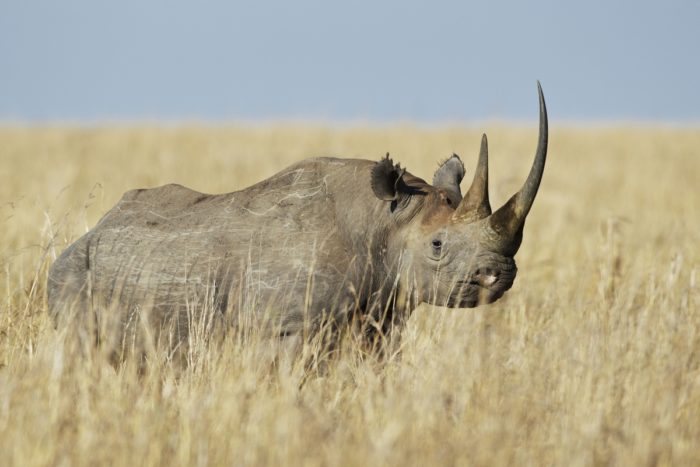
xmin=445 ymin=283 xmax=510 ymax=308
xmin=442 ymin=263 xmax=517 ymax=308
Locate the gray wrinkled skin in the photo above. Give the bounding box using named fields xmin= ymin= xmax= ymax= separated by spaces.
xmin=48 ymin=85 xmax=548 ymax=350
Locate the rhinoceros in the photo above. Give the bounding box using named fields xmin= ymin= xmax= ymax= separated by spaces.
xmin=48 ymin=84 xmax=548 ymax=351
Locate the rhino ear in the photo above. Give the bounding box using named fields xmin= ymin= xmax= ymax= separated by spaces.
xmin=371 ymin=153 xmax=406 ymax=201
xmin=433 ymin=154 xmax=464 ymax=198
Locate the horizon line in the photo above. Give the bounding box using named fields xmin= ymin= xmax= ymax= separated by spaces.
xmin=2 ymin=117 xmax=700 ymax=129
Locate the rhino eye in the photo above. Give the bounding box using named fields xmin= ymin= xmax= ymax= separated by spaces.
xmin=431 ymin=239 xmax=443 ymax=255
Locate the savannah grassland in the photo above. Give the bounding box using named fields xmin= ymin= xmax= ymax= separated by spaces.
xmin=0 ymin=124 xmax=698 ymax=466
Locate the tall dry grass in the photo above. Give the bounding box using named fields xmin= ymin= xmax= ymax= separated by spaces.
xmin=0 ymin=125 xmax=698 ymax=466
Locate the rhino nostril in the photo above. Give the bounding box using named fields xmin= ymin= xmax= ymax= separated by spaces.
xmin=466 ymin=275 xmax=496 ymax=288
xmin=482 ymin=274 xmax=498 ymax=286
xmin=473 ymin=268 xmax=499 ymax=287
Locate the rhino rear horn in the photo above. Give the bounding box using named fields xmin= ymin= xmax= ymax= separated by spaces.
xmin=452 ymin=133 xmax=491 ymax=223
xmin=489 ymin=81 xmax=548 ymax=253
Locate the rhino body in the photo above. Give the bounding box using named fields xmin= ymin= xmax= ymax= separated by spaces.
xmin=49 ymin=158 xmax=412 ymax=341
xmin=48 ymin=85 xmax=548 ymax=349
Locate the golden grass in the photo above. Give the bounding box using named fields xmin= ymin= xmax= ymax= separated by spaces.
xmin=0 ymin=125 xmax=699 ymax=466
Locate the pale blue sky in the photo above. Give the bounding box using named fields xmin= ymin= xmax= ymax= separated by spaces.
xmin=1 ymin=0 xmax=698 ymax=122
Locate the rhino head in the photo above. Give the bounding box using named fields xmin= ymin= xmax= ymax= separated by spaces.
xmin=371 ymin=83 xmax=548 ymax=308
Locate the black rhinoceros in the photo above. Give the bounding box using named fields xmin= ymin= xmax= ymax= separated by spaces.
xmin=48 ymin=84 xmax=548 ymax=350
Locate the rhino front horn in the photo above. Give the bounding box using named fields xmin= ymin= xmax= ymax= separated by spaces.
xmin=489 ymin=81 xmax=548 ymax=254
